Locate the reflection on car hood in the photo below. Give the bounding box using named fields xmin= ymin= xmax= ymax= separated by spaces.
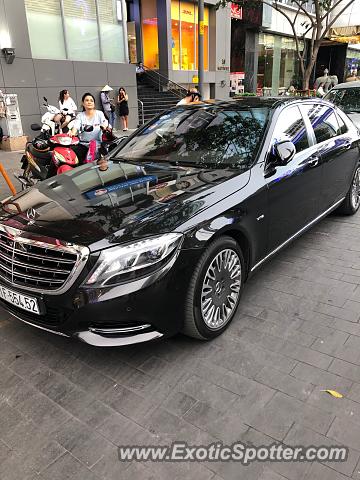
xmin=0 ymin=160 xmax=250 ymax=250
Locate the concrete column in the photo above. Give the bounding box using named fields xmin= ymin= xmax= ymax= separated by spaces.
xmin=157 ymin=0 xmax=172 ymax=75
xmin=133 ymin=0 xmax=143 ymax=63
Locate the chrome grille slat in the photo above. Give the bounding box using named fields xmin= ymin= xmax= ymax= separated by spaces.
xmin=0 ymin=251 xmax=71 ymax=275
xmin=0 ymin=238 xmax=76 ymax=264
xmin=0 ymin=224 xmax=89 ymax=294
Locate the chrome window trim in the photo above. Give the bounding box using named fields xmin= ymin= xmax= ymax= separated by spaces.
xmin=0 ymin=224 xmax=89 ymax=295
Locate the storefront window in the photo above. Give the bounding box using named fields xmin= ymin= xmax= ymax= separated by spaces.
xmin=98 ymin=0 xmax=125 ymax=63
xmin=141 ymin=0 xmax=159 ymax=69
xmin=128 ymin=21 xmax=137 ymax=64
xmin=346 ymin=48 xmax=360 ymax=77
xmin=171 ymin=1 xmax=209 ymax=71
xmin=25 ymin=0 xmax=127 ymax=62
xmin=171 ymin=2 xmax=180 ymax=70
xmin=24 ymin=0 xmax=66 ymax=60
xmin=64 ymin=0 xmax=100 ymax=61
xmin=280 ymin=37 xmax=303 ymax=89
xmin=258 ymin=33 xmax=303 ymax=94
xmin=257 ymin=34 xmax=274 ymax=92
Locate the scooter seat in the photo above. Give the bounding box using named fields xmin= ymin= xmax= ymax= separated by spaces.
xmin=28 ymin=143 xmax=52 ymax=161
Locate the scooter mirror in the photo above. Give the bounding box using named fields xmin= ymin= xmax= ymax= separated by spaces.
xmin=31 ymin=123 xmax=42 ymax=131
xmin=83 ymin=125 xmax=94 ymax=132
xmin=43 ymin=97 xmax=48 ymax=102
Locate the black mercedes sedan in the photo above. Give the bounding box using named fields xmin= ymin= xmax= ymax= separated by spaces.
xmin=0 ymin=97 xmax=359 ymax=346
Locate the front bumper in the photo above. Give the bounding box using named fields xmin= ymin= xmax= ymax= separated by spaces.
xmin=0 ymin=248 xmax=202 ymax=346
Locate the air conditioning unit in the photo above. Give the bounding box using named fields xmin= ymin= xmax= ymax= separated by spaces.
xmin=0 ymin=93 xmax=23 ymax=138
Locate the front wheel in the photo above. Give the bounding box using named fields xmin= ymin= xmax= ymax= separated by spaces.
xmin=338 ymin=164 xmax=360 ymax=215
xmin=183 ymin=236 xmax=244 ymax=340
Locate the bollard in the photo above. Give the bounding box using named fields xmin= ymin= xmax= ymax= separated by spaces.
xmin=0 ymin=163 xmax=17 ymax=196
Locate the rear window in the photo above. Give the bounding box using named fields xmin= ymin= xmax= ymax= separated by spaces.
xmin=114 ymin=106 xmax=270 ymax=169
xmin=325 ymin=87 xmax=360 ymax=114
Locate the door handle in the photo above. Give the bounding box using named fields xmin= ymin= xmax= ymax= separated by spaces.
xmin=308 ymin=156 xmax=319 ymax=167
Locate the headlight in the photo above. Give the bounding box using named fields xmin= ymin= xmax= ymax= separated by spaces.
xmin=86 ymin=233 xmax=183 ymax=287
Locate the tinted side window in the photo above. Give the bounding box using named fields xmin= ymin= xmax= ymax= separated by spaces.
xmin=272 ymin=105 xmax=309 ymax=153
xmin=325 ymin=88 xmax=360 ymax=114
xmin=303 ymin=104 xmax=341 ymax=143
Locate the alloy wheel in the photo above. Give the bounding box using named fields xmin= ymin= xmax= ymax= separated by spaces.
xmin=351 ymin=167 xmax=360 ymax=211
xmin=200 ymin=248 xmax=242 ymax=330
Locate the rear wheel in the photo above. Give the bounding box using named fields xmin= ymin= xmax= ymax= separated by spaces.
xmin=183 ymin=236 xmax=244 ymax=340
xmin=338 ymin=165 xmax=360 ymax=215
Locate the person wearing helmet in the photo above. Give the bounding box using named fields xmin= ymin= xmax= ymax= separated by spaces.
xmin=32 ymin=138 xmax=50 ymax=152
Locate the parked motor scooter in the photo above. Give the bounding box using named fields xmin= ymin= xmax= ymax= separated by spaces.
xmin=38 ymin=97 xmax=75 ymax=138
xmin=15 ymin=126 xmax=121 ymax=189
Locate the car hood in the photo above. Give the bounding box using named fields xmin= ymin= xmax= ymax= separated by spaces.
xmin=0 ymin=160 xmax=250 ymax=251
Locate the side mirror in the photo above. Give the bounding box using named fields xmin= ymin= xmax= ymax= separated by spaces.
xmin=31 ymin=123 xmax=42 ymax=131
xmin=43 ymin=97 xmax=48 ymax=102
xmin=273 ymin=140 xmax=296 ymax=166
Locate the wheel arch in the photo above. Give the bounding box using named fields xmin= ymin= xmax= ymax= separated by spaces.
xmin=208 ymin=227 xmax=252 ymax=281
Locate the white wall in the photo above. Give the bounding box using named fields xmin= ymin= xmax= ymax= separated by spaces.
xmin=269 ymin=6 xmax=315 ymax=39
xmin=331 ymin=0 xmax=360 ymax=27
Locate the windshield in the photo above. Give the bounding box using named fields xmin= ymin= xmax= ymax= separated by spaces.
xmin=325 ymin=88 xmax=360 ymax=113
xmin=114 ymin=105 xmax=269 ymax=169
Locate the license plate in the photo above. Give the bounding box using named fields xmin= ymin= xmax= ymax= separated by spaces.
xmin=0 ymin=284 xmax=40 ymax=315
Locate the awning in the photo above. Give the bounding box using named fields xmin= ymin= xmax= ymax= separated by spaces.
xmin=330 ymin=25 xmax=360 ymax=43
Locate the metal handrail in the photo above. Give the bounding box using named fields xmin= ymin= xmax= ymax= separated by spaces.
xmin=143 ymin=65 xmax=187 ymax=98
xmin=137 ymin=99 xmax=144 ymax=125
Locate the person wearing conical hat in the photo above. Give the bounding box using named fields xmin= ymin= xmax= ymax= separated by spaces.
xmin=100 ymin=85 xmax=115 ymax=128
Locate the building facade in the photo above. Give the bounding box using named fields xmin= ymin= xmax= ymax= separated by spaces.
xmin=0 ymin=0 xmax=138 ymax=136
xmin=231 ymin=0 xmax=360 ymax=95
xmin=231 ymin=1 xmax=316 ymax=95
xmin=127 ymin=0 xmax=231 ymax=100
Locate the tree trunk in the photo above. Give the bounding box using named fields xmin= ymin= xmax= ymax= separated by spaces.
xmin=301 ymin=44 xmax=320 ymax=90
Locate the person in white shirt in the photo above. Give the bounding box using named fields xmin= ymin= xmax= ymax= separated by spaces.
xmin=176 ymin=91 xmax=193 ymax=106
xmin=57 ymin=89 xmax=77 ymax=130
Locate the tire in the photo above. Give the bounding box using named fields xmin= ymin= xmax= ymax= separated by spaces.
xmin=183 ymin=236 xmax=245 ymax=340
xmin=338 ymin=164 xmax=360 ymax=215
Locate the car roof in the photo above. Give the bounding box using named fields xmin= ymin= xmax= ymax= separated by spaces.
xmin=195 ymin=96 xmax=331 ymax=110
xmin=331 ymin=81 xmax=360 ymax=89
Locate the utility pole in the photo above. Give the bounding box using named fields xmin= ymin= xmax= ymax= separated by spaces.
xmin=198 ymin=0 xmax=204 ymax=96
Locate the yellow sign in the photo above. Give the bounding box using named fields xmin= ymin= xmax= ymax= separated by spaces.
xmin=170 ymin=1 xmax=209 ymax=25
xmin=192 ymin=75 xmax=199 ymax=83
xmin=199 ymin=21 xmax=204 ymax=35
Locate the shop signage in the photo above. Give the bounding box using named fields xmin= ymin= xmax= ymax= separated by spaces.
xmin=231 ymin=3 xmax=243 ymax=19
xmin=217 ymin=59 xmax=229 ymax=71
xmin=231 ymin=2 xmax=262 ymax=26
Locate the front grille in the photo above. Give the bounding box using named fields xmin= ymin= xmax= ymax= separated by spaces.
xmin=0 ymin=226 xmax=88 ymax=294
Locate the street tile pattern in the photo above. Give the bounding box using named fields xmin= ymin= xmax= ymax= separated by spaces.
xmin=1 ymin=158 xmax=360 ymax=478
